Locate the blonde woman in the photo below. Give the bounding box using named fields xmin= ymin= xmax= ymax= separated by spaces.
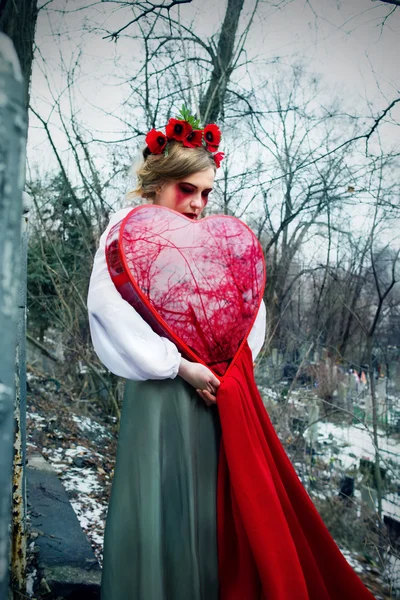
xmin=88 ymin=112 xmax=375 ymax=600
xmin=88 ymin=125 xmax=266 ymax=600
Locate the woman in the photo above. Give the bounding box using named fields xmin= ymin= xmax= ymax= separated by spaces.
xmin=87 ymin=127 xmax=266 ymax=599
xmin=89 ymin=114 xmax=376 ymax=600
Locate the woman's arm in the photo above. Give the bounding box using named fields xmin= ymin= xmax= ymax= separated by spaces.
xmin=88 ymin=208 xmax=182 ymax=380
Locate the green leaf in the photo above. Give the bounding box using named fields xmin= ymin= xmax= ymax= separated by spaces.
xmin=176 ymin=105 xmax=203 ymax=129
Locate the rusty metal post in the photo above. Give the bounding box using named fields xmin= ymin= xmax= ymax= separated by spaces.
xmin=0 ymin=33 xmax=27 ymax=599
xmin=11 ymin=197 xmax=30 ymax=597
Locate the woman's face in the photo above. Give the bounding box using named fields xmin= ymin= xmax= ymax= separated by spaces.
xmin=153 ymin=167 xmax=215 ymax=219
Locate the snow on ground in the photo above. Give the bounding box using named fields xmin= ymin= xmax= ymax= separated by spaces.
xmin=258 ymin=385 xmax=280 ymax=401
xmin=314 ymin=421 xmax=400 ymax=521
xmin=382 ymin=494 xmax=400 ymax=520
xmin=311 ymin=412 xmax=400 ymax=596
xmin=27 ymin=412 xmax=46 ymax=424
xmin=70 ymin=496 xmax=106 ymax=548
xmin=26 ymin=565 xmax=37 ymax=597
xmin=385 ymin=554 xmax=400 ymax=595
xmin=27 ymin=405 xmax=114 ymax=564
xmin=41 ymin=435 xmax=111 ymax=562
xmin=316 ymin=421 xmax=399 ymax=472
xmin=72 ymin=414 xmax=112 ymax=439
xmin=340 ymin=547 xmax=365 ymax=574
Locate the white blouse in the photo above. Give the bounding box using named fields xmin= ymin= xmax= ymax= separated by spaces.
xmin=87 ymin=208 xmax=266 ymax=381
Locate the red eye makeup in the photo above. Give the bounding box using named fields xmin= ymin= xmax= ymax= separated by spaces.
xmin=179 ymin=183 xmax=196 ymax=195
xmin=175 ymin=182 xmax=212 ymax=206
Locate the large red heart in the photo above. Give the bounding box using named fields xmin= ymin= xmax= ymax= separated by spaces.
xmin=106 ymin=205 xmax=265 ymax=376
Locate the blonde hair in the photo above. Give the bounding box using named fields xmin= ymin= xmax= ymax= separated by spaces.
xmin=131 ymin=140 xmax=216 ymax=200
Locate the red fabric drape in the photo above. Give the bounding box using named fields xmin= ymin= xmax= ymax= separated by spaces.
xmin=217 ymin=342 xmax=375 ymax=600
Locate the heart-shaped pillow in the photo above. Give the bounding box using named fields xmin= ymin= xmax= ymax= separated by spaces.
xmin=106 ymin=205 xmax=265 ymax=376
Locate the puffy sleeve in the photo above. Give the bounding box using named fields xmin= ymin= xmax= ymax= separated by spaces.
xmin=87 ymin=208 xmax=182 ymax=381
xmin=247 ymin=300 xmax=266 ymax=362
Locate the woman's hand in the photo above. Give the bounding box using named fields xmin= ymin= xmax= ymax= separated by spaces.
xmin=178 ymin=358 xmax=220 ymax=406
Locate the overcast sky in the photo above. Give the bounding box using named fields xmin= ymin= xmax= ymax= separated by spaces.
xmin=30 ymin=0 xmax=399 ymax=208
xmin=251 ymin=0 xmax=398 ymax=101
xmin=31 ymin=0 xmax=399 ymax=155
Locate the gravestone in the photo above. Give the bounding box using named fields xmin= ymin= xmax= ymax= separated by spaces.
xmin=361 ymin=485 xmax=377 ymax=512
xmin=339 ymin=476 xmax=354 ymax=499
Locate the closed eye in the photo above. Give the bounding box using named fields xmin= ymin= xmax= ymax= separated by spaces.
xmin=179 ymin=183 xmax=212 ymax=197
xmin=179 ymin=184 xmax=195 ymax=194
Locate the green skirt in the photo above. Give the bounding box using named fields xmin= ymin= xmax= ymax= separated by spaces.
xmin=101 ymin=376 xmax=221 ymax=600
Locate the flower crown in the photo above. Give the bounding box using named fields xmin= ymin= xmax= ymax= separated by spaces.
xmin=144 ymin=106 xmax=225 ymax=169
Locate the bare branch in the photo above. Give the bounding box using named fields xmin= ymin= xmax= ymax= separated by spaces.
xmin=102 ymin=0 xmax=193 ymax=40
xmin=373 ymin=0 xmax=400 ymax=6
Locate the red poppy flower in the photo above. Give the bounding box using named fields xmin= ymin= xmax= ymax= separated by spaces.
xmin=145 ymin=129 xmax=167 ymax=155
xmin=204 ymin=123 xmax=221 ymax=151
xmin=182 ymin=129 xmax=203 ymax=148
xmin=213 ymin=152 xmax=225 ymax=168
xmin=165 ymin=118 xmax=192 ymax=141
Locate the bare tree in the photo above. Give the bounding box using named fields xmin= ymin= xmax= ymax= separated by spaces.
xmin=46 ymin=0 xmax=261 ymax=125
xmin=199 ymin=0 xmax=246 ymax=122
xmin=0 ymin=0 xmax=39 ymax=109
xmin=242 ymin=67 xmax=360 ymax=354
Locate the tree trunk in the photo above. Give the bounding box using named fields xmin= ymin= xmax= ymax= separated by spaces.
xmin=0 ymin=0 xmax=39 ymax=110
xmin=199 ymin=0 xmax=245 ymax=123
xmin=367 ymin=336 xmax=385 ymax=567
